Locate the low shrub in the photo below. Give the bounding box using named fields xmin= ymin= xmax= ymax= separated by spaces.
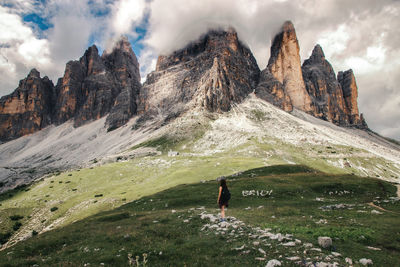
xmin=9 ymin=215 xmax=24 ymax=221
xmin=13 ymin=222 xmax=22 ymax=231
xmin=50 ymin=207 xmax=58 ymax=212
xmin=0 ymin=232 xmax=11 ymax=245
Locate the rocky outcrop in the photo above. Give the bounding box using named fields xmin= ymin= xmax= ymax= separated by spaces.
xmin=266 ymin=21 xmax=313 ymax=112
xmin=255 ymin=69 xmax=292 ymax=111
xmin=0 ymin=69 xmax=54 ymax=141
xmin=103 ymin=37 xmax=142 ymax=130
xmin=302 ymin=44 xmax=348 ymax=124
xmin=140 ymin=28 xmax=260 ymax=118
xmin=54 ymin=37 xmax=141 ymax=130
xmin=338 ymin=70 xmax=367 ymax=127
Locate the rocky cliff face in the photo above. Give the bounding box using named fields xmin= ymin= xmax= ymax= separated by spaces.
xmin=302 ymin=44 xmax=348 ymax=124
xmin=0 ymin=69 xmax=54 ymax=141
xmin=0 ymin=23 xmax=369 ymax=143
xmin=54 ymin=37 xmax=141 ymax=130
xmin=0 ymin=37 xmax=142 ymax=142
xmin=140 ymin=28 xmax=260 ymax=119
xmin=301 ymin=45 xmax=367 ymax=128
xmin=265 ymin=21 xmax=313 ymax=112
xmin=338 ymin=69 xmax=367 ymax=127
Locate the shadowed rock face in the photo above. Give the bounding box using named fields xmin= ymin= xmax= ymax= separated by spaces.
xmin=0 ymin=69 xmax=54 ymax=142
xmin=140 ymin=28 xmax=260 ymax=118
xmin=255 ymin=69 xmax=293 ymax=112
xmin=54 ymin=38 xmax=141 ymax=130
xmin=266 ymin=21 xmax=313 ymax=112
xmin=302 ymin=44 xmax=348 ymax=125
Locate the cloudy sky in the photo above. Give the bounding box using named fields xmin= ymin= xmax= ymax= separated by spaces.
xmin=0 ymin=0 xmax=399 ymax=140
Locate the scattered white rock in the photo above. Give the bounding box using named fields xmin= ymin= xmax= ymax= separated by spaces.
xmin=183 ymin=219 xmax=189 ymax=223
xmin=286 ymin=256 xmax=301 ymax=261
xmin=255 ymin=257 xmax=266 ymax=261
xmin=304 ymin=243 xmax=313 ymax=248
xmin=266 ymin=259 xmax=281 ymax=267
xmin=359 ymin=258 xmax=373 ymax=265
xmin=310 ymin=248 xmax=322 ymax=252
xmin=253 ymin=241 xmax=260 ymax=246
xmin=282 ymin=241 xmax=296 ymax=247
xmin=331 ymin=252 xmax=341 ymax=257
xmin=234 ymin=245 xmax=245 ymax=251
xmin=258 ymin=248 xmax=266 ymax=254
xmin=371 ymin=210 xmax=382 ymax=214
xmin=171 ymin=210 xmax=176 ymax=213
xmin=318 ymin=237 xmax=332 ymax=248
xmin=366 ymin=246 xmax=381 ymax=251
xmin=345 ymin=258 xmax=353 ymax=265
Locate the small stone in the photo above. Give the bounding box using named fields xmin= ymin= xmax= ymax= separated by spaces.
xmin=331 ymin=252 xmax=341 ymax=257
xmin=282 ymin=241 xmax=296 ymax=247
xmin=345 ymin=258 xmax=353 ymax=265
xmin=171 ymin=210 xmax=176 ymax=213
xmin=318 ymin=236 xmax=332 ymax=248
xmin=266 ymin=259 xmax=281 ymax=267
xmin=359 ymin=258 xmax=373 ymax=265
xmin=255 ymin=257 xmax=266 ymax=261
xmin=258 ymin=248 xmax=266 ymax=254
xmin=234 ymin=245 xmax=245 ymax=251
xmin=371 ymin=210 xmax=382 ymax=214
xmin=286 ymin=256 xmax=301 ymax=261
xmin=304 ymin=243 xmax=313 ymax=248
xmin=183 ymin=219 xmax=189 ymax=223
xmin=366 ymin=246 xmax=381 ymax=251
xmin=253 ymin=241 xmax=260 ymax=246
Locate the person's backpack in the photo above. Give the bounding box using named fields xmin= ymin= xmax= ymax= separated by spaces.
xmin=221 ymin=187 xmax=231 ymax=201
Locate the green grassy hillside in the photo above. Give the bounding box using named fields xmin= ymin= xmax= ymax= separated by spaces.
xmin=1 ymin=165 xmax=399 ymax=266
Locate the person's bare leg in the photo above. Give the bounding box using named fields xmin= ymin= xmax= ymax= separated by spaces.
xmin=221 ymin=205 xmax=225 ymax=219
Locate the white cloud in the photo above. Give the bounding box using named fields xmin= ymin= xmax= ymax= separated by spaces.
xmin=0 ymin=5 xmax=51 ymax=92
xmin=103 ymin=0 xmax=147 ymax=51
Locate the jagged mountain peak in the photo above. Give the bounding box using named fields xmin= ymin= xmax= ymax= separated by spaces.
xmin=155 ymin=27 xmax=248 ymax=72
xmin=27 ymin=68 xmax=41 ymax=79
xmin=142 ymin=26 xmax=260 ymax=116
xmin=267 ymin=20 xmax=313 ymax=112
xmin=310 ymin=44 xmax=325 ymax=61
xmin=281 ymin=20 xmax=296 ymax=32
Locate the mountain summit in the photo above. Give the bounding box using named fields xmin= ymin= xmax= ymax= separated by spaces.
xmin=0 ymin=22 xmax=367 ymax=143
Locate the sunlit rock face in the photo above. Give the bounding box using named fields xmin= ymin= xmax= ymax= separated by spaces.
xmin=0 ymin=69 xmax=54 ymax=142
xmin=337 ymin=69 xmax=367 ymax=128
xmin=266 ymin=21 xmax=313 ymax=113
xmin=140 ymin=28 xmax=260 ymax=119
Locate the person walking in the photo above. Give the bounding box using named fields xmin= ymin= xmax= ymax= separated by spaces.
xmin=217 ymin=179 xmax=230 ymax=222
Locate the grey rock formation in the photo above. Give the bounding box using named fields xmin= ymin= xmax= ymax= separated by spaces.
xmin=0 ymin=69 xmax=54 ymax=141
xmin=53 ymin=38 xmax=141 ymax=130
xmin=139 ymin=28 xmax=260 ymax=120
xmin=302 ymin=44 xmax=349 ymax=125
xmin=255 ymin=68 xmax=293 ymax=112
